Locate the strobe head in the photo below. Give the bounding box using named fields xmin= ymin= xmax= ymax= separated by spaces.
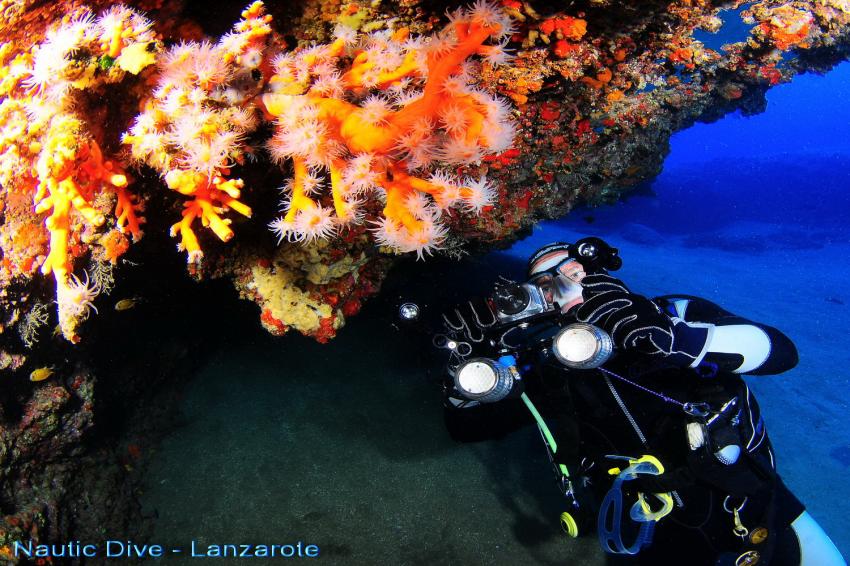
xmin=454 ymin=358 xmax=516 ymax=403
xmin=552 ymin=323 xmax=613 ymax=369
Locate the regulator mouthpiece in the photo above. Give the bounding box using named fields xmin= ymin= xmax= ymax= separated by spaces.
xmin=454 ymin=358 xmax=515 ymax=403
xmin=398 ymin=302 xmax=420 ymax=322
xmin=553 ymin=323 xmax=613 ymax=369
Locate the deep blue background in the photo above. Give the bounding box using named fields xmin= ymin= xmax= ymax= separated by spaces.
xmin=566 ymin=62 xmax=850 ymax=243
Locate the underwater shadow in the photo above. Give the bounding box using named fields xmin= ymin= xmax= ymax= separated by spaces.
xmin=467 ymin=429 xmax=605 ymax=565
xmin=301 ymin=252 xmax=535 ymax=463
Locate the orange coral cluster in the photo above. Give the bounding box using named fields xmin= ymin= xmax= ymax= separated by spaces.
xmin=123 ymin=1 xmax=273 ymax=264
xmin=0 ymin=5 xmax=155 ymax=342
xmin=755 ymin=5 xmax=814 ymax=50
xmin=742 ymin=1 xmax=850 ymax=56
xmin=0 ymin=1 xmax=518 ymax=344
xmin=263 ymin=2 xmax=517 ymax=258
xmin=539 ymin=16 xmax=587 ymax=42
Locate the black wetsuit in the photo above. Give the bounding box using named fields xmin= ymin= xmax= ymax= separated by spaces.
xmin=442 ymin=296 xmax=803 ymax=565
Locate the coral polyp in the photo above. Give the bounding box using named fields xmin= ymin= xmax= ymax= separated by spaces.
xmin=56 ymin=272 xmax=101 ymax=338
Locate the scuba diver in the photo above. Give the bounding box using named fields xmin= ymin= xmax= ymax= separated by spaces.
xmin=410 ymin=237 xmax=845 ymax=566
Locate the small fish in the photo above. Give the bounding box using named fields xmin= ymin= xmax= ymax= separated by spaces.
xmin=114 ymin=297 xmax=141 ymax=311
xmin=30 ymin=366 xmax=54 ymax=382
xmin=583 ymin=215 xmax=596 ymax=224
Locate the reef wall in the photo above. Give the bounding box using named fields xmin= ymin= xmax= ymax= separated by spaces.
xmin=0 ymin=0 xmax=848 ymax=558
xmin=1 ymin=0 xmax=848 ymax=351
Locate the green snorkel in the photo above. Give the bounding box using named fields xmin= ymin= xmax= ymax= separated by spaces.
xmin=519 ymin=391 xmax=582 ymax=537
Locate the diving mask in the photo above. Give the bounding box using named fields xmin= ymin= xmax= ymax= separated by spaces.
xmin=531 ymin=259 xmax=586 ymax=313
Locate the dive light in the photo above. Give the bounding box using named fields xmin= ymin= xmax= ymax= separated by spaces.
xmin=552 ymin=323 xmax=613 ymax=369
xmin=454 ymin=357 xmax=516 ymax=403
xmin=398 ymin=302 xmax=420 ymax=322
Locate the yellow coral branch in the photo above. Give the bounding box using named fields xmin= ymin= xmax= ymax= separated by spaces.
xmin=166 ymin=170 xmax=252 ymax=259
xmin=284 ymin=159 xmax=318 ymax=222
xmin=39 ymin=182 xmax=72 ymax=280
xmin=329 ymin=159 xmax=349 ymax=220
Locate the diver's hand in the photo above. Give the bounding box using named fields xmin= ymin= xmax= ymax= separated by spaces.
xmin=579 ymin=273 xmax=632 ymax=296
xmin=441 ymin=297 xmax=497 ymax=345
xmin=575 ymin=275 xmax=674 ymax=356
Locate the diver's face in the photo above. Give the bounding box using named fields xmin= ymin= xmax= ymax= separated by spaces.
xmin=553 ymin=260 xmax=586 ymax=313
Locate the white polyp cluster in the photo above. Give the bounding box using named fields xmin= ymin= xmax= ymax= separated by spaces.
xmin=381 ymin=215 xmax=446 ymax=258
xmin=428 ymin=171 xmax=462 ymax=209
xmin=466 ymin=0 xmax=517 ymax=39
xmin=360 ymin=94 xmax=393 ymax=125
xmin=343 ymin=154 xmax=379 ymax=195
xmin=370 ymin=211 xmax=450 ymax=261
xmin=123 ymin=20 xmax=268 ymax=180
xmin=460 ymin=176 xmax=497 ymax=213
xmin=268 ymin=203 xmax=337 ymax=244
xmin=95 ymin=5 xmax=153 ymax=45
xmin=22 ymin=5 xmax=155 ymax=101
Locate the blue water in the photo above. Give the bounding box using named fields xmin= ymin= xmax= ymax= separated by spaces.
xmin=141 ymin=64 xmax=850 ymax=563
xmin=693 ymin=4 xmax=753 ymax=52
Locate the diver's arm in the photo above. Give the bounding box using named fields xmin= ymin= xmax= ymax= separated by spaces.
xmin=655 ymin=295 xmax=798 ymax=375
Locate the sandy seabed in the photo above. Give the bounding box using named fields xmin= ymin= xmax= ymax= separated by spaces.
xmin=137 ymin=215 xmax=849 ymax=565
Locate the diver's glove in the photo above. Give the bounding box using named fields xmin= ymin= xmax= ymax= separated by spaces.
xmin=575 ymin=274 xmax=675 ymax=357
xmin=578 ymin=272 xmax=632 ymax=296
xmin=441 ymin=297 xmax=498 ymax=345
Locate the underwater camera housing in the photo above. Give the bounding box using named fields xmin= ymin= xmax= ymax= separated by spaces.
xmin=491 ymin=279 xmax=555 ymax=325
